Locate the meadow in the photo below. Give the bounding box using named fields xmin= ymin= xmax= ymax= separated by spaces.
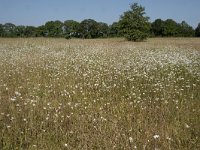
xmin=0 ymin=38 xmax=199 ymax=149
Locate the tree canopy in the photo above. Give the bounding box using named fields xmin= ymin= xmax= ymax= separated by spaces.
xmin=78 ymin=19 xmax=99 ymax=39
xmin=195 ymin=23 xmax=200 ymax=37
xmin=118 ymin=3 xmax=150 ymax=41
xmin=151 ymin=19 xmax=195 ymax=37
xmin=63 ymin=20 xmax=79 ymax=38
xmin=0 ymin=3 xmax=198 ymax=40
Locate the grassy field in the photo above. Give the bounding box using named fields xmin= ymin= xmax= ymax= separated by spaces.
xmin=0 ymin=38 xmax=199 ymax=149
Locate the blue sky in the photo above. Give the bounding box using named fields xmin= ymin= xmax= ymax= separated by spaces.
xmin=0 ymin=0 xmax=199 ymax=28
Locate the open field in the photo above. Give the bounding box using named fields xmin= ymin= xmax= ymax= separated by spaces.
xmin=0 ymin=38 xmax=199 ymax=149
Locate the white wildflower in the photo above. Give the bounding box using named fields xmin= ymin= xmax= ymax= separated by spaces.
xmin=153 ymin=135 xmax=160 ymax=139
xmin=10 ymin=97 xmax=16 ymax=101
xmin=185 ymin=123 xmax=190 ymax=128
xmin=15 ymin=91 xmax=21 ymax=96
xmin=129 ymin=137 xmax=133 ymax=143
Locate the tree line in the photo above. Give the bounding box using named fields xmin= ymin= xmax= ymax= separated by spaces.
xmin=0 ymin=3 xmax=200 ymax=41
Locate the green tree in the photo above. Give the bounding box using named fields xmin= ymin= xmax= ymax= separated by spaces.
xmin=44 ymin=20 xmax=63 ymax=37
xmin=3 ymin=23 xmax=16 ymax=37
xmin=15 ymin=25 xmax=26 ymax=37
xmin=63 ymin=20 xmax=79 ymax=38
xmin=36 ymin=25 xmax=47 ymax=37
xmin=178 ymin=21 xmax=194 ymax=37
xmin=0 ymin=24 xmax=4 ymax=37
xmin=162 ymin=19 xmax=179 ymax=36
xmin=97 ymin=22 xmax=109 ymax=38
xmin=78 ymin=19 xmax=99 ymax=38
xmin=151 ymin=19 xmax=194 ymax=37
xmin=109 ymin=22 xmax=121 ymax=37
xmin=119 ymin=3 xmax=150 ymax=41
xmin=151 ymin=19 xmax=164 ymax=37
xmin=24 ymin=26 xmax=36 ymax=37
xmin=195 ymin=23 xmax=200 ymax=37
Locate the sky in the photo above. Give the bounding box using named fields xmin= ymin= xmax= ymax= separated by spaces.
xmin=0 ymin=0 xmax=199 ymax=28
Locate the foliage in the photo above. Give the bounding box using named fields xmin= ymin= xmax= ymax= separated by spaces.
xmin=15 ymin=25 xmax=26 ymax=37
xmin=78 ymin=19 xmax=99 ymax=38
xmin=151 ymin=19 xmax=194 ymax=37
xmin=119 ymin=3 xmax=150 ymax=41
xmin=64 ymin=20 xmax=79 ymax=38
xmin=44 ymin=20 xmax=64 ymax=37
xmin=109 ymin=22 xmax=121 ymax=37
xmin=97 ymin=22 xmax=109 ymax=38
xmin=0 ymin=2 xmax=197 ymax=39
xmin=179 ymin=21 xmax=194 ymax=37
xmin=0 ymin=24 xmax=4 ymax=37
xmin=24 ymin=26 xmax=37 ymax=37
xmin=3 ymin=23 xmax=16 ymax=37
xmin=151 ymin=19 xmax=164 ymax=36
xmin=162 ymin=19 xmax=179 ymax=36
xmin=195 ymin=23 xmax=200 ymax=37
xmin=36 ymin=25 xmax=47 ymax=37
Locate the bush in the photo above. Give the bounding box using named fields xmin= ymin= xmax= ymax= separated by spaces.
xmin=125 ymin=30 xmax=148 ymax=41
xmin=65 ymin=34 xmax=71 ymax=39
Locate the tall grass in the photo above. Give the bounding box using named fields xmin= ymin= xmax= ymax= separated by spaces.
xmin=0 ymin=38 xmax=199 ymax=149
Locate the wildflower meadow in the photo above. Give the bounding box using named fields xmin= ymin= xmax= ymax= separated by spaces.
xmin=0 ymin=38 xmax=199 ymax=149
